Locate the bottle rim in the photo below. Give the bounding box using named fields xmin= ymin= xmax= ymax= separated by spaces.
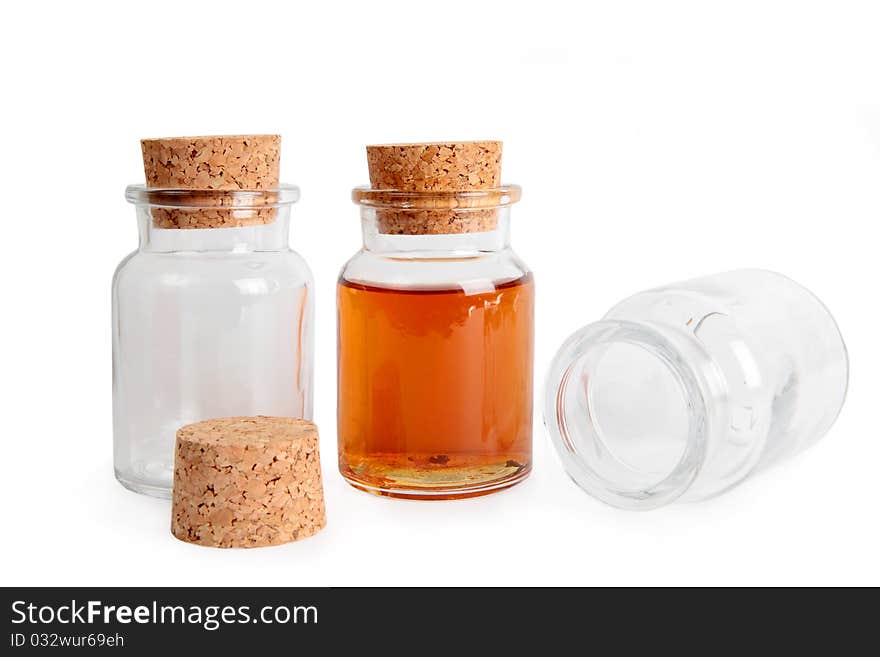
xmin=352 ymin=185 xmax=521 ymax=210
xmin=543 ymin=319 xmax=715 ymax=510
xmin=125 ymin=184 xmax=300 ymax=209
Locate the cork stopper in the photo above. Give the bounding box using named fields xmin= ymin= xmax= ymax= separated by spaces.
xmin=171 ymin=416 xmax=326 ymax=548
xmin=141 ymin=135 xmax=281 ymax=229
xmin=366 ymin=141 xmax=501 ymax=191
xmin=364 ymin=141 xmax=504 ymax=234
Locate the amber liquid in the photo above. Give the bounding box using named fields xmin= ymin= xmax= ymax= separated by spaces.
xmin=337 ymin=273 xmax=534 ymax=499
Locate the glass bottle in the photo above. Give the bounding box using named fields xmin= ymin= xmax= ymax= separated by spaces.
xmin=544 ymin=269 xmax=848 ymax=510
xmin=113 ymin=185 xmax=314 ymax=497
xmin=337 ymin=143 xmax=534 ymax=499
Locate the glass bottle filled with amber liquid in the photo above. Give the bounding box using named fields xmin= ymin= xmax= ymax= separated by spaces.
xmin=338 ymin=142 xmax=534 ymax=499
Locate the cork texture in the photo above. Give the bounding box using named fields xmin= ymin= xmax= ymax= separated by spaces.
xmin=366 ymin=141 xmax=501 ymax=191
xmin=141 ymin=135 xmax=280 ymax=229
xmin=172 ymin=416 xmax=326 ymax=549
xmin=365 ymin=141 xmax=502 ymax=234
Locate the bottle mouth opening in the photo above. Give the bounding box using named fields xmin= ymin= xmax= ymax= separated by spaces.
xmin=544 ymin=321 xmax=709 ymax=510
xmin=352 ymin=185 xmax=521 ymax=210
xmin=125 ymin=184 xmax=300 ymax=209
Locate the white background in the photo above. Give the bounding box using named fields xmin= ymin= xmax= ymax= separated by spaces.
xmin=1 ymin=0 xmax=878 ymax=586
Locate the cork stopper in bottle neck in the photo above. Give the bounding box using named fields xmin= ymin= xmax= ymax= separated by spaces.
xmin=362 ymin=141 xmax=510 ymax=235
xmin=140 ymin=135 xmax=281 ymax=229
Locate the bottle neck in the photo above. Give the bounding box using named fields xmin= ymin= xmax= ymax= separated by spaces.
xmin=135 ymin=206 xmax=292 ymax=253
xmin=360 ymin=207 xmax=512 ymax=257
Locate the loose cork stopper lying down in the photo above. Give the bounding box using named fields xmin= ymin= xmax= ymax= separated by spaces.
xmin=141 ymin=135 xmax=280 ymax=229
xmin=365 ymin=141 xmax=503 ymax=234
xmin=172 ymin=416 xmax=326 ymax=549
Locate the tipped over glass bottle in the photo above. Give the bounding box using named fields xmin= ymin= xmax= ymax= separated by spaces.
xmin=544 ymin=269 xmax=848 ymax=510
xmin=337 ymin=142 xmax=534 ymax=499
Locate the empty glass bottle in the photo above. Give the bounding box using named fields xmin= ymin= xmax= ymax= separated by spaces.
xmin=544 ymin=269 xmax=848 ymax=510
xmin=113 ymin=185 xmax=313 ymax=497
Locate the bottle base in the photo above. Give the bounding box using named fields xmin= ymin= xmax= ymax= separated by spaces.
xmin=115 ymin=470 xmax=172 ymax=499
xmin=340 ymin=455 xmax=531 ymax=500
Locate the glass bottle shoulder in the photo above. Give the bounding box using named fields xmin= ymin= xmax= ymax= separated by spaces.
xmin=112 ymin=248 xmax=313 ymax=296
xmin=338 ymin=247 xmax=531 ymax=292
